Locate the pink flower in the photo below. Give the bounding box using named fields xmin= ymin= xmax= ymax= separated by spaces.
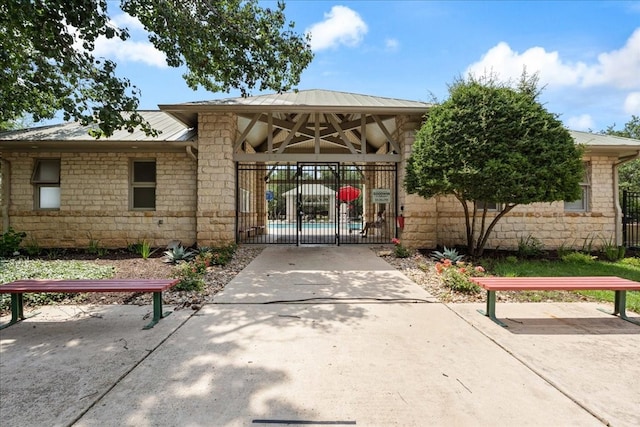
xmin=474 ymin=266 xmax=485 ymax=273
xmin=391 ymin=238 xmax=401 ymax=245
xmin=435 ymin=262 xmax=443 ymax=274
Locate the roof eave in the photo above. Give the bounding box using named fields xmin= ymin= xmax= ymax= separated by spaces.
xmin=0 ymin=140 xmax=195 ymax=153
xmin=159 ymin=103 xmax=431 ymax=128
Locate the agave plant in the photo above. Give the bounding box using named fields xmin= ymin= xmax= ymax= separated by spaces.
xmin=430 ymin=246 xmax=464 ymax=263
xmin=163 ymin=245 xmax=196 ymax=264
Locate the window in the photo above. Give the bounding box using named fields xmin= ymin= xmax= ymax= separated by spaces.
xmin=565 ymin=162 xmax=590 ymax=212
xmin=477 ymin=201 xmax=501 ymax=211
xmin=130 ymin=160 xmax=156 ymax=210
xmin=240 ymin=188 xmax=251 ymax=213
xmin=32 ymin=159 xmax=60 ymax=209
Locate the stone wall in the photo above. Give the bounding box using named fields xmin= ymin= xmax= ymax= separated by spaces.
xmin=401 ymin=154 xmax=619 ymax=251
xmin=0 ymin=151 xmax=197 ymax=248
xmin=196 ymin=112 xmax=237 ymax=246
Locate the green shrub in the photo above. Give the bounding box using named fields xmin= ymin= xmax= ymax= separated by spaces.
xmin=129 ymin=240 xmax=156 ymax=259
xmin=602 ymin=245 xmax=626 ymax=262
xmin=556 ymin=241 xmax=574 ymax=258
xmin=620 ymin=257 xmax=640 ymax=268
xmin=1 ymin=228 xmax=27 ymax=258
xmin=394 ymin=244 xmax=411 ymax=258
xmin=517 ymin=234 xmax=544 ymax=258
xmin=580 ymin=234 xmax=596 ymax=254
xmin=198 ymin=243 xmax=237 ymax=266
xmin=505 ymin=255 xmax=519 ymax=264
xmin=24 ymin=238 xmax=41 ymax=257
xmin=172 ymin=262 xmax=205 ymax=292
xmin=561 ymin=251 xmax=596 ymax=264
xmin=435 ymin=260 xmax=485 ymax=294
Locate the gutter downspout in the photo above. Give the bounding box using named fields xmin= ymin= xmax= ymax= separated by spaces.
xmin=186 ymin=144 xmax=198 ymax=161
xmin=613 ymin=150 xmax=640 ymax=246
xmin=0 ymin=158 xmax=10 ymax=232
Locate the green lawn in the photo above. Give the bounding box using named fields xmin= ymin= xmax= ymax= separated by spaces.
xmin=483 ymin=256 xmax=640 ymax=313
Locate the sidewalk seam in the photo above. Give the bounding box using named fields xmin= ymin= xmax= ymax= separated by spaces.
xmin=66 ymin=308 xmax=199 ymax=427
xmin=443 ymin=303 xmax=610 ymax=427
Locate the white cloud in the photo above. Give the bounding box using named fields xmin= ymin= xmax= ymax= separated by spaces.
xmin=94 ymin=36 xmax=167 ymax=68
xmin=565 ymin=114 xmax=595 ymax=131
xmin=466 ymin=42 xmax=586 ymax=87
xmin=624 ymin=92 xmax=640 ymax=114
xmin=110 ymin=13 xmax=146 ymax=33
xmin=306 ymin=6 xmax=368 ymax=51
xmin=91 ymin=13 xmax=167 ymax=68
xmin=385 ymin=38 xmax=399 ymax=52
xmin=582 ymin=28 xmax=640 ymax=89
xmin=466 ymin=28 xmax=640 ymax=90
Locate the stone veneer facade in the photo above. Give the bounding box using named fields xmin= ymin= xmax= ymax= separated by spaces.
xmin=400 ymin=149 xmax=622 ymax=251
xmin=0 ymin=111 xmax=627 ymax=251
xmin=1 ymin=150 xmax=197 ymax=248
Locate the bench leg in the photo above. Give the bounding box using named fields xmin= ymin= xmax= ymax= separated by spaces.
xmin=0 ymin=293 xmax=30 ymax=330
xmin=598 ymin=291 xmax=640 ymax=326
xmin=477 ymin=290 xmax=508 ymax=328
xmin=143 ymin=291 xmax=172 ymax=330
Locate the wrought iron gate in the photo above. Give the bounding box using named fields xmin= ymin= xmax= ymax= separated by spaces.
xmin=622 ymin=190 xmax=639 ymax=248
xmin=236 ymin=162 xmax=397 ymax=245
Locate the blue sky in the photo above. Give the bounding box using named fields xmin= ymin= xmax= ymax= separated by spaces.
xmin=96 ymin=0 xmax=640 ymax=132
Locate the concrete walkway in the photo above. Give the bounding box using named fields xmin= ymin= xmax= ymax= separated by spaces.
xmin=1 ymin=246 xmax=639 ymax=426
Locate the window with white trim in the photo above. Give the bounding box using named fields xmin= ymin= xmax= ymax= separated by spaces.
xmin=564 ymin=162 xmax=590 ymax=212
xmin=31 ymin=159 xmax=61 ymax=210
xmin=130 ymin=160 xmax=156 ymax=210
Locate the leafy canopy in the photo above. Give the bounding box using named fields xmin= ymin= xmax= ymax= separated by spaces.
xmin=0 ymin=0 xmax=313 ymax=137
xmin=405 ymin=73 xmax=584 ymax=256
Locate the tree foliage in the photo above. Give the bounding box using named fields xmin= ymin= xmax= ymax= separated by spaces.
xmin=602 ymin=115 xmax=640 ymax=192
xmin=405 ymin=73 xmax=584 ymax=257
xmin=0 ymin=0 xmax=313 ymax=137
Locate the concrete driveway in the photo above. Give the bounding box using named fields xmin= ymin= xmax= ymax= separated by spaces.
xmin=1 ymin=246 xmax=639 ymax=426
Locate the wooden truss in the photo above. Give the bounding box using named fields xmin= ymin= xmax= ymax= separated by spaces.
xmin=232 ymin=112 xmax=402 ymax=163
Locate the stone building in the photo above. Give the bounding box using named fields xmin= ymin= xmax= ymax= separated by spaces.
xmin=1 ymin=90 xmax=639 ymax=251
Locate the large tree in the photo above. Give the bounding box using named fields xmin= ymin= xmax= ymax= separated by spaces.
xmin=602 ymin=116 xmax=640 ymax=192
xmin=405 ymin=74 xmax=584 ymax=257
xmin=0 ymin=0 xmax=313 ymax=137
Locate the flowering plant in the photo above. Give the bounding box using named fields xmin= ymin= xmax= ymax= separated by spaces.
xmin=391 ymin=238 xmax=411 ymax=258
xmin=434 ymin=259 xmax=485 ymax=293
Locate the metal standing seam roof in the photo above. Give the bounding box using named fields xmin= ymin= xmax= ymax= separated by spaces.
xmin=569 ymin=130 xmax=640 ymax=147
xmin=159 ymin=89 xmax=433 ymax=128
xmin=163 ymin=89 xmax=432 ymax=109
xmin=0 ymin=111 xmax=196 ymax=142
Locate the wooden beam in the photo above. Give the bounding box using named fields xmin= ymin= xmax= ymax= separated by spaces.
xmin=373 ymin=115 xmax=401 ymax=153
xmin=327 ymin=114 xmax=359 ymax=154
xmin=234 ymin=152 xmax=401 ymax=162
xmin=233 ymin=113 xmax=261 ymax=152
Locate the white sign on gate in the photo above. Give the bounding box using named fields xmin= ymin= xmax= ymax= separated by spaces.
xmin=371 ymin=188 xmax=392 ymax=204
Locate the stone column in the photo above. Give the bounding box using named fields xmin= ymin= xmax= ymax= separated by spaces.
xmin=197 ymin=112 xmax=237 ymax=245
xmin=397 ymin=114 xmax=437 ymax=249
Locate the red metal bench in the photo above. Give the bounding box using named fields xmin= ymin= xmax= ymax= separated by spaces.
xmin=469 ymin=276 xmax=640 ymax=327
xmin=0 ymin=279 xmax=179 ymax=330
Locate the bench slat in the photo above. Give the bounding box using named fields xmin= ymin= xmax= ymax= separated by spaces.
xmin=471 ymin=276 xmax=640 ymax=291
xmin=0 ymin=279 xmax=179 ymax=293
